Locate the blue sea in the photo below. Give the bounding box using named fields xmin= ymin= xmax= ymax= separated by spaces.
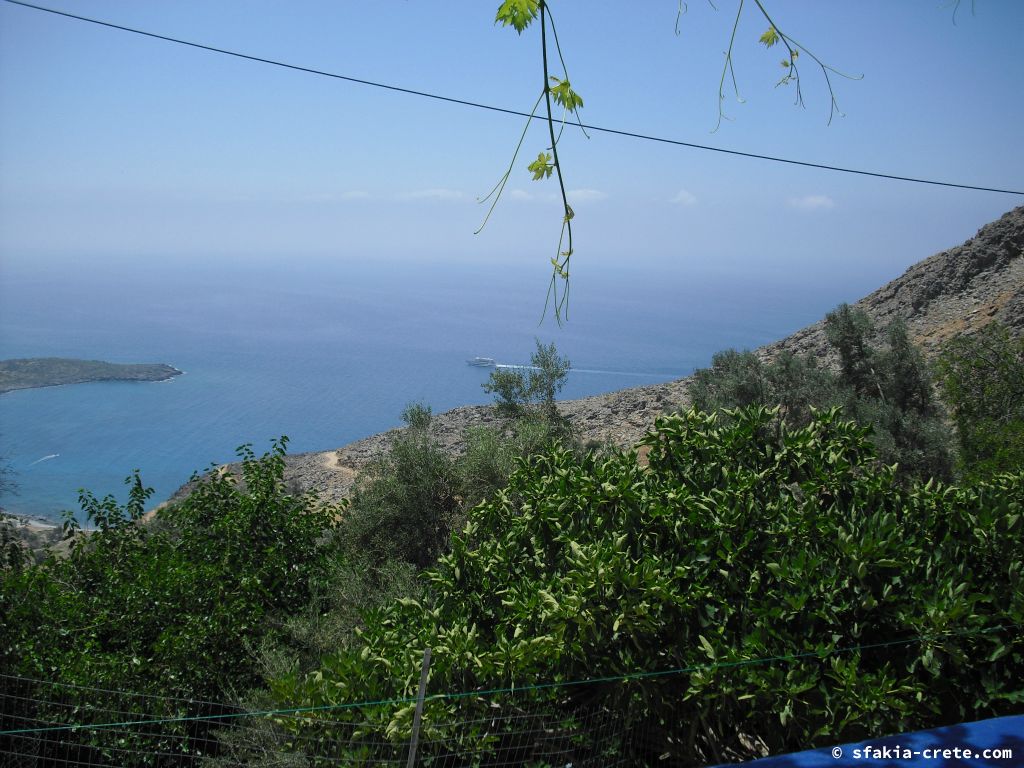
xmin=0 ymin=253 xmax=859 ymax=523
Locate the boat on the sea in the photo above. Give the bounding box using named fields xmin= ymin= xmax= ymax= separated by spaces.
xmin=466 ymin=357 xmax=497 ymax=367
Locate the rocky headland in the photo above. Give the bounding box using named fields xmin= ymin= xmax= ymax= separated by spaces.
xmin=0 ymin=358 xmax=182 ymax=395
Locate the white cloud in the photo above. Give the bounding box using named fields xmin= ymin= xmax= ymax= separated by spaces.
xmin=404 ymin=188 xmax=464 ymax=201
xmin=670 ymin=188 xmax=697 ymax=206
xmin=567 ymin=188 xmax=607 ymax=202
xmin=340 ymin=190 xmax=371 ymax=201
xmin=507 ymin=189 xmax=532 ymax=201
xmin=789 ymin=194 xmax=835 ymax=210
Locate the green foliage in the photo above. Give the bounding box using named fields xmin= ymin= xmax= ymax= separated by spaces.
xmin=0 ymin=451 xmax=24 ymax=571
xmin=459 ymin=416 xmax=566 ymax=509
xmin=487 ymin=0 xmax=580 ymax=322
xmin=261 ymin=555 xmax=422 ymax=683
xmin=936 ymin=323 xmax=1024 ymax=477
xmin=690 ymin=349 xmax=840 ymax=426
xmin=342 ymin=406 xmax=460 ymax=570
xmin=548 ymin=75 xmax=583 ymax=111
xmin=494 ymin=0 xmax=539 ymax=34
xmin=482 ymin=338 xmax=571 ymax=423
xmin=881 ymin=321 xmax=934 ymax=413
xmin=527 ymin=151 xmax=554 ymax=180
xmin=0 ymin=519 xmax=25 ymax=572
xmin=843 ymin=319 xmax=952 ymax=482
xmin=401 ymin=400 xmax=433 ymax=431
xmin=825 ymin=303 xmax=878 ymax=398
xmin=244 ymin=403 xmax=571 ymax=724
xmin=692 ymin=305 xmax=953 ymax=482
xmin=265 ymin=408 xmax=1024 ymax=765
xmin=0 ymin=438 xmax=342 ymax=700
xmin=759 ymin=26 xmax=781 ymax=47
xmin=691 ymin=349 xmax=770 ymax=411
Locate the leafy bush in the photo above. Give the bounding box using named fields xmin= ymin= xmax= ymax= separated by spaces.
xmin=459 ymin=415 xmax=567 ymax=508
xmin=0 ymin=439 xmax=342 ymax=698
xmin=691 ymin=305 xmax=953 ymax=482
xmin=265 ymin=407 xmax=1023 ymax=766
xmin=341 ymin=404 xmax=460 ymax=570
xmin=258 ymin=400 xmax=575 ymax=699
xmin=691 ymin=349 xmax=840 ymax=425
xmin=936 ymin=322 xmax=1024 ymax=477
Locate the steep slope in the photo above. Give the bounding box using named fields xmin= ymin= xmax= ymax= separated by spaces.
xmin=759 ymin=205 xmax=1024 ymax=362
xmin=267 ymin=207 xmax=1024 ymax=501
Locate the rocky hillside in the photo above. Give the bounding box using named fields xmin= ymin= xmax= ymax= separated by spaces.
xmin=759 ymin=205 xmax=1024 ymax=363
xmin=252 ymin=206 xmax=1024 ymax=504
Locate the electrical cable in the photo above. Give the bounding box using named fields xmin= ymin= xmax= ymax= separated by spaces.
xmin=3 ymin=0 xmax=1022 ymax=196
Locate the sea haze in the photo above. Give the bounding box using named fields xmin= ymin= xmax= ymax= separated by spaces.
xmin=0 ymin=253 xmax=850 ymax=522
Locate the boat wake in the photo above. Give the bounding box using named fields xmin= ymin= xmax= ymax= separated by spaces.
xmin=28 ymin=454 xmax=59 ymax=467
xmin=495 ymin=364 xmax=667 ymax=379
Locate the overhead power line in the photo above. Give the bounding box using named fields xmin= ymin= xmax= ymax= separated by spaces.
xmin=4 ymin=0 xmax=1023 ymax=197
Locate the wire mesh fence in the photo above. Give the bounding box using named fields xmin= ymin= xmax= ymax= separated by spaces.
xmin=4 ymin=623 xmax=1019 ymax=766
xmin=0 ymin=671 xmax=639 ymax=767
xmin=1 ymin=672 xmax=241 ymax=767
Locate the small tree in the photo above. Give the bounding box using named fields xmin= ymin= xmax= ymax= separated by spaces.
xmin=483 ymin=339 xmax=570 ymax=422
xmin=824 ymin=303 xmax=878 ymax=398
xmin=936 ymin=323 xmax=1024 ymax=477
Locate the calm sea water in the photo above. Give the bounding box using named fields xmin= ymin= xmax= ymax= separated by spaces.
xmin=0 ymin=254 xmax=848 ymax=522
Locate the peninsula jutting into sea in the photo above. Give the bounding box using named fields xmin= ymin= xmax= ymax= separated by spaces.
xmin=0 ymin=358 xmax=182 ymax=395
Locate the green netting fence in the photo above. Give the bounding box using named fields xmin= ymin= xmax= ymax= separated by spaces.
xmin=2 ymin=623 xmax=1019 ymax=767
xmin=1 ymin=669 xmax=636 ymax=767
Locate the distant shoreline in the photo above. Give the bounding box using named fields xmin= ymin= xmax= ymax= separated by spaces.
xmin=0 ymin=358 xmax=183 ymax=395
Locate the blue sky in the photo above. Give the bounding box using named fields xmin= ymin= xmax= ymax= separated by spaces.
xmin=1 ymin=0 xmax=1023 ymax=297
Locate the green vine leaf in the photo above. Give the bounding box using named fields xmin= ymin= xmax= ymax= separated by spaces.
xmin=759 ymin=25 xmax=780 ymax=47
xmin=495 ymin=0 xmax=539 ymax=34
xmin=528 ymin=151 xmax=554 ymax=180
xmin=549 ymin=76 xmax=583 ymax=112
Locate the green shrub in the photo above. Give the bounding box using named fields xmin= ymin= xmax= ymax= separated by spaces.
xmin=691 ymin=349 xmax=840 ymax=425
xmin=483 ymin=339 xmax=570 ymax=423
xmin=266 ymin=407 xmax=1023 ymax=766
xmin=0 ymin=439 xmax=345 ymax=765
xmin=459 ymin=415 xmax=566 ymax=508
xmin=0 ymin=454 xmax=23 ymax=571
xmin=267 ymin=403 xmax=572 ymax=679
xmin=825 ymin=303 xmax=877 ymax=397
xmin=342 ymin=405 xmax=460 ymax=569
xmin=691 ymin=305 xmax=953 ymax=482
xmin=936 ymin=323 xmax=1024 ymax=477
xmin=0 ymin=438 xmax=343 ymax=697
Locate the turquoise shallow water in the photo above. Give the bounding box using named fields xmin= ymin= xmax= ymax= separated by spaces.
xmin=0 ymin=254 xmax=843 ymax=522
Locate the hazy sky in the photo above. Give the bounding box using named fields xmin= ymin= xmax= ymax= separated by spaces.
xmin=2 ymin=0 xmax=1023 ymax=294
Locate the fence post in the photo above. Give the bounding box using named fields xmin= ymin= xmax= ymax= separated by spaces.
xmin=406 ymin=647 xmax=432 ymax=768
